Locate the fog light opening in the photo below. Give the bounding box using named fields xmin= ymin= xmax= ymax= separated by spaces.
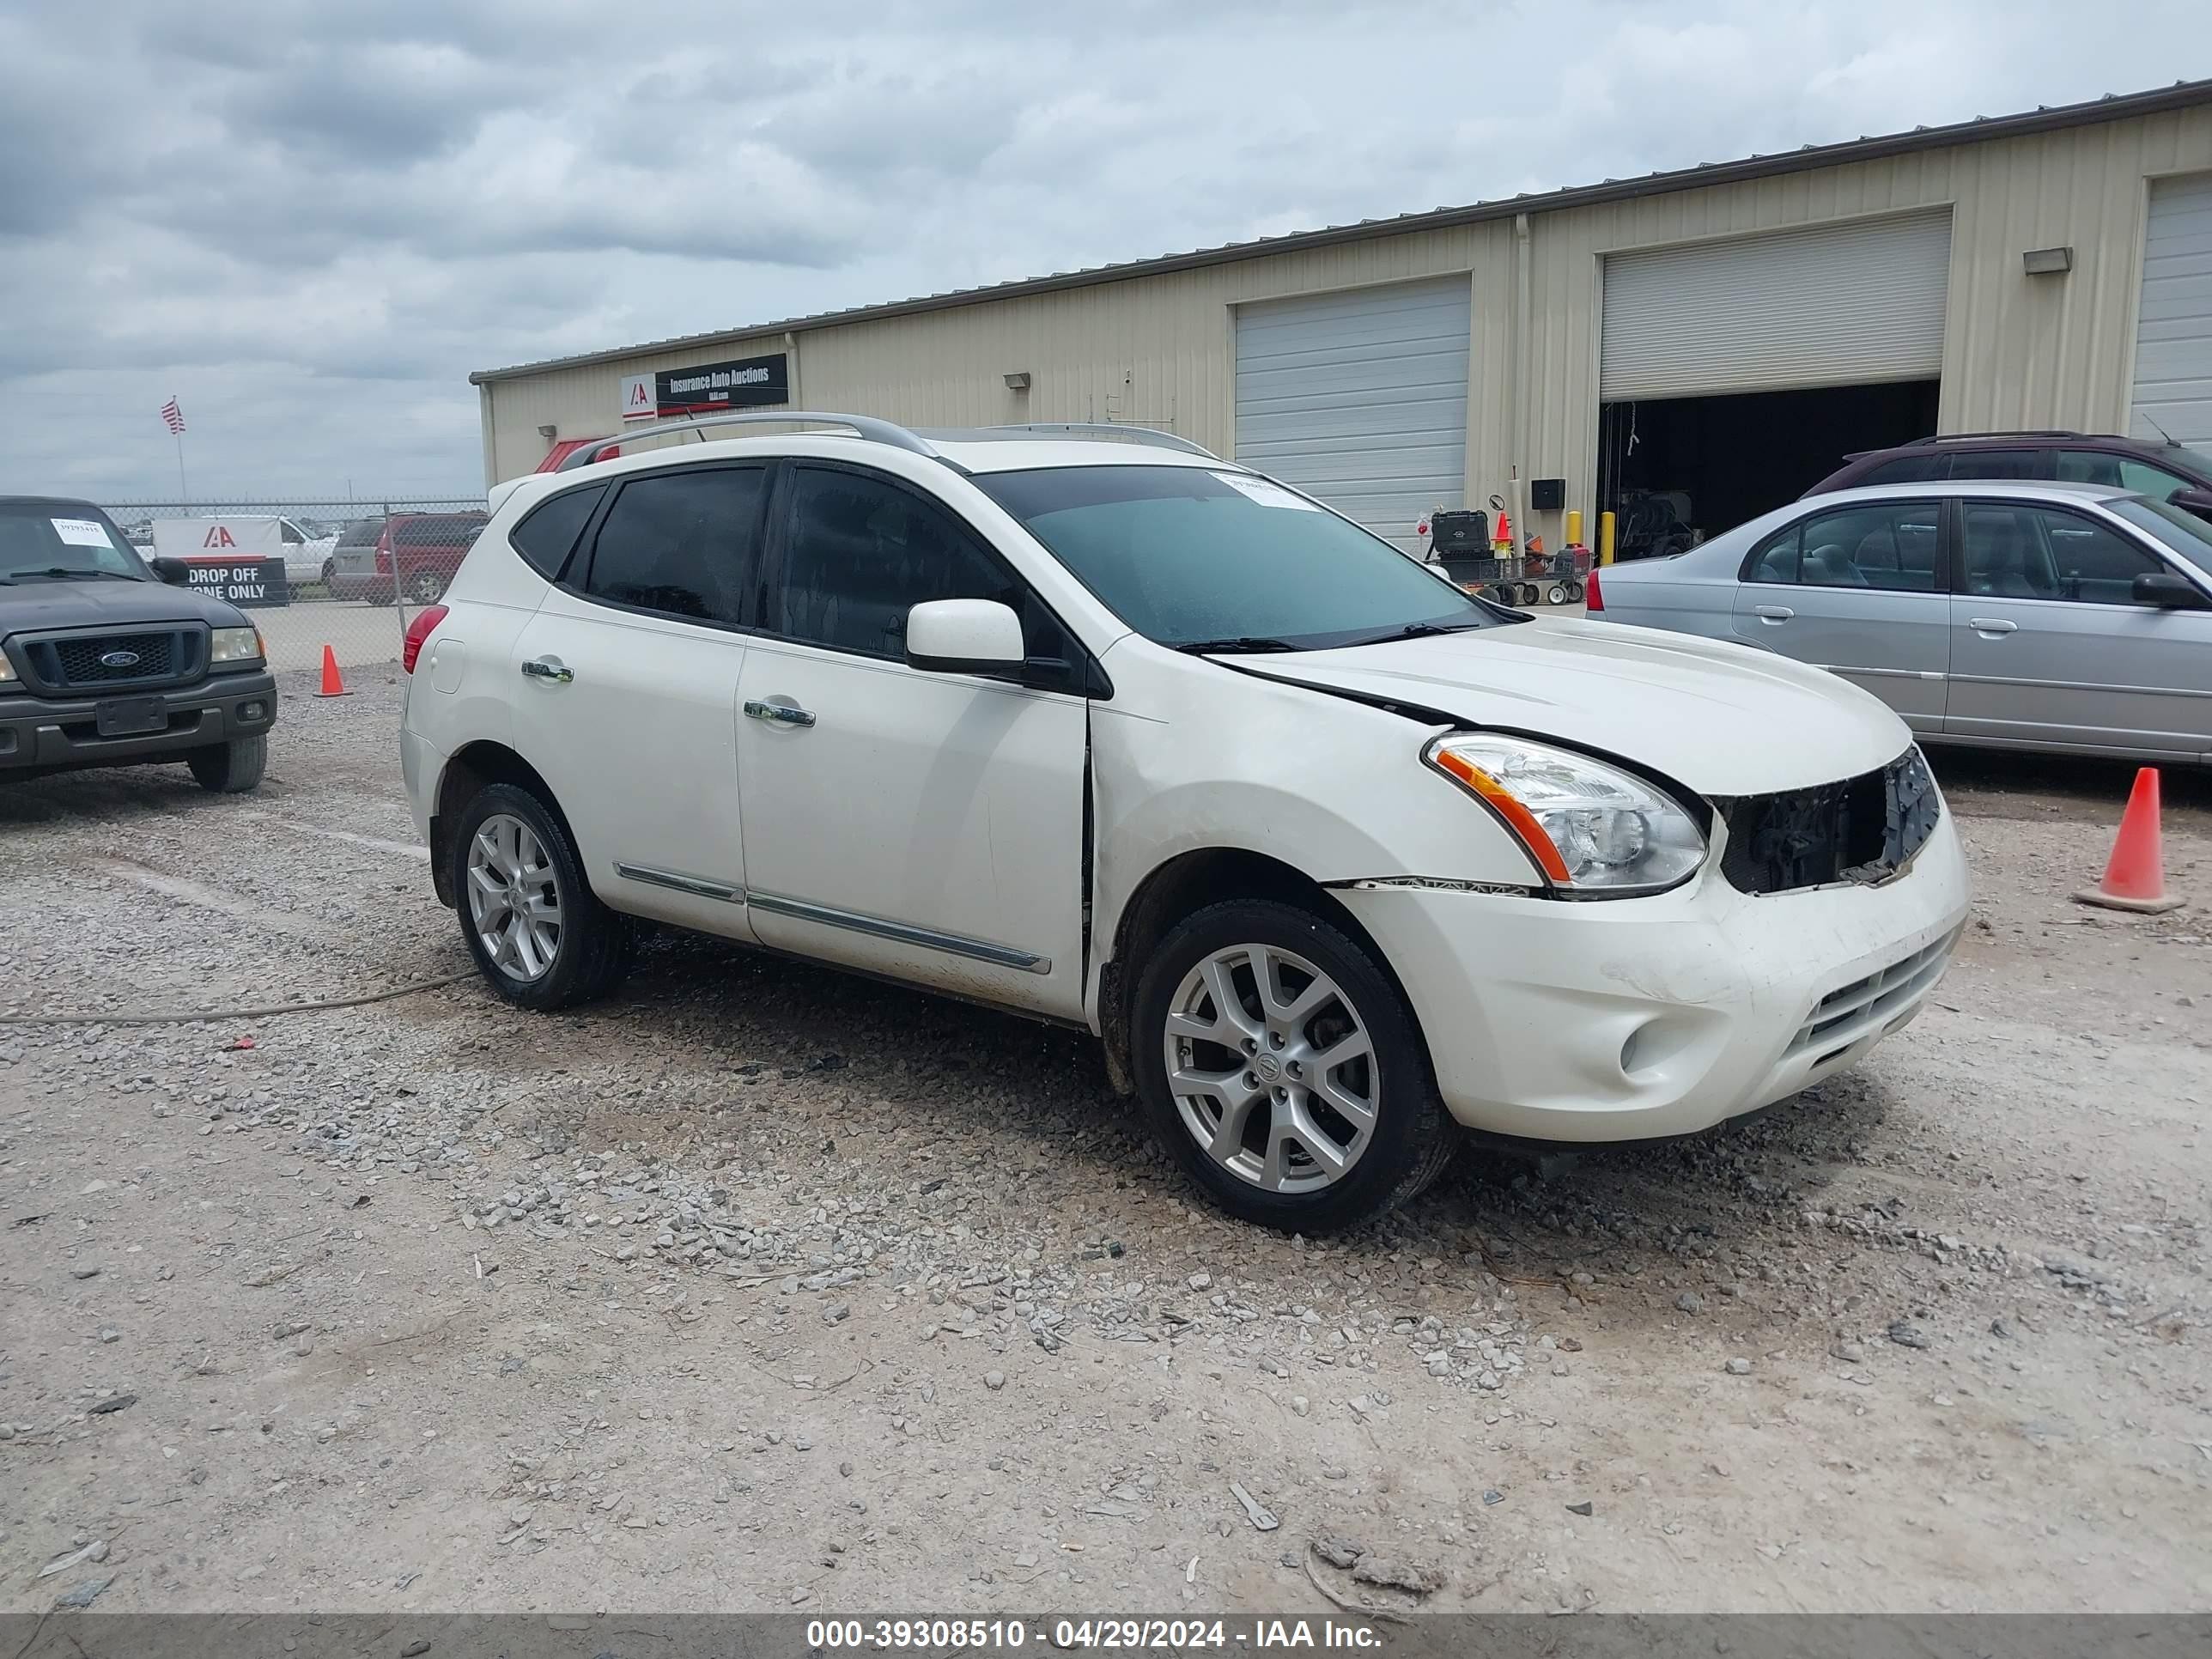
xmin=1619 ymin=1015 xmax=1699 ymax=1081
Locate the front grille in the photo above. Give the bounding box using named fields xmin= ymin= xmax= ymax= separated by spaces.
xmin=21 ymin=629 xmax=204 ymax=692
xmin=1787 ymin=927 xmax=1960 ymax=1062
xmin=1718 ymin=747 xmax=1940 ymax=896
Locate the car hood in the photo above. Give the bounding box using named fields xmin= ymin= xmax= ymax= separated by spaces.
xmin=1229 ymin=617 xmax=1908 ymax=796
xmin=0 ymin=576 xmax=240 ymax=636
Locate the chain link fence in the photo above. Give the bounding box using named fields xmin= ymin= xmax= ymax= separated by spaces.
xmin=99 ymin=498 xmax=489 ymax=674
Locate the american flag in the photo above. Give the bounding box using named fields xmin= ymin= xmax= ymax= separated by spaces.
xmin=160 ymin=397 xmax=185 ymax=435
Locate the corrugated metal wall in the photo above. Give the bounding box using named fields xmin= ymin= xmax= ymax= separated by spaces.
xmin=484 ymin=103 xmax=2212 ymax=544
xmin=1597 ymin=212 xmax=1952 ymax=399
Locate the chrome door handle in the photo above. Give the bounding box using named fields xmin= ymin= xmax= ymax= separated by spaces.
xmin=1966 ymin=618 xmax=2017 ymax=635
xmin=520 ymin=658 xmax=574 ymax=684
xmin=744 ymin=698 xmax=816 ymax=728
xmin=1753 ymin=605 xmax=1794 ymax=623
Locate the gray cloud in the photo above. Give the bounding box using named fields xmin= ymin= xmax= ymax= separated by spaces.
xmin=2 ymin=0 xmax=2205 ymax=500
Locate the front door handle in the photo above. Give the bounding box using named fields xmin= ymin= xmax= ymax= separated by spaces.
xmin=1966 ymin=617 xmax=2018 ymax=636
xmin=744 ymin=698 xmax=816 ymax=728
xmin=520 ymin=658 xmax=574 ymax=684
xmin=1753 ymin=605 xmax=1794 ymax=623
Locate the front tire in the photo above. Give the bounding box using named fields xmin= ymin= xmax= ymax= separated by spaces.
xmin=187 ymin=733 xmax=265 ymax=793
xmin=1132 ymin=899 xmax=1455 ymax=1232
xmin=450 ymin=781 xmax=632 ymax=1010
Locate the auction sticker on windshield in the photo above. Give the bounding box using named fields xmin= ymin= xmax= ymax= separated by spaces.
xmin=52 ymin=517 xmax=112 ymax=546
xmin=1212 ymin=471 xmax=1319 ymax=511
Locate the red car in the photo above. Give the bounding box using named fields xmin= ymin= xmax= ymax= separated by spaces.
xmin=369 ymin=512 xmax=489 ymax=605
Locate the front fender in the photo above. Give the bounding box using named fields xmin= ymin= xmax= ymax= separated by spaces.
xmin=1086 ymin=656 xmax=1547 ymax=1000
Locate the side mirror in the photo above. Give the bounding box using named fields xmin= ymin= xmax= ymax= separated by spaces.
xmin=905 ymin=599 xmax=1025 ymax=676
xmin=2132 ymin=570 xmax=2209 ymax=609
xmin=2169 ymin=486 xmax=2212 ymax=523
xmin=149 ymin=556 xmax=188 ymax=585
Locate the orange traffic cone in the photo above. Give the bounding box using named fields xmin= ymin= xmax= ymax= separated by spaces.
xmin=315 ymin=644 xmax=350 ymax=699
xmin=2074 ymin=768 xmax=2185 ymax=913
xmin=1492 ymin=509 xmax=1513 ymax=555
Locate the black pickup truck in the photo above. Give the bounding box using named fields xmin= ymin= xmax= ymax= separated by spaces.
xmin=1 ymin=495 xmax=277 ymax=791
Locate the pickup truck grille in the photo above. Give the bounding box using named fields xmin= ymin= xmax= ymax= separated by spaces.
xmin=1718 ymin=747 xmax=1941 ymax=896
xmin=19 ymin=629 xmax=205 ymax=693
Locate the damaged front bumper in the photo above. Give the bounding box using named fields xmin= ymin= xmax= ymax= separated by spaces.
xmin=1336 ymin=807 xmax=1971 ymax=1142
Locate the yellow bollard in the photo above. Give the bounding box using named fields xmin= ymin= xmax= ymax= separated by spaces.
xmin=1565 ymin=508 xmax=1583 ymax=546
xmin=1598 ymin=511 xmax=1617 ymax=567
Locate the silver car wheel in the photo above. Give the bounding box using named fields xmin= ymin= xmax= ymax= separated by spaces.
xmin=1162 ymin=943 xmax=1379 ymax=1193
xmin=465 ymin=812 xmax=562 ymax=982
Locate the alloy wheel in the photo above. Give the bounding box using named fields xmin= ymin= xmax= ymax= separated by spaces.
xmin=465 ymin=812 xmax=563 ymax=981
xmin=1162 ymin=943 xmax=1379 ymax=1192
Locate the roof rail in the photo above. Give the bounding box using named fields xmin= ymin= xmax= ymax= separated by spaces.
xmin=553 ymin=411 xmax=938 ymax=471
xmin=1903 ymin=429 xmax=2084 ymax=447
xmin=969 ymin=422 xmax=1220 ymax=459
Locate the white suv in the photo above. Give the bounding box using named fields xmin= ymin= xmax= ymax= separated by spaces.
xmin=400 ymin=415 xmax=1969 ymax=1231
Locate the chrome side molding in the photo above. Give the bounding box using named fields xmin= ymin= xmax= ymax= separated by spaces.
xmin=745 ymin=890 xmax=1050 ymax=975
xmin=613 ymin=863 xmax=744 ymax=904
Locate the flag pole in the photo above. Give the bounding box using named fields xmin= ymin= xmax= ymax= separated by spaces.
xmin=173 ymin=431 xmax=188 ymax=499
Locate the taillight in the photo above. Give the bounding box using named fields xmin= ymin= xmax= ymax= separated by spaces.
xmin=402 ymin=605 xmax=447 ymax=674
xmin=374 ymin=530 xmax=392 ymax=574
xmin=1583 ymin=568 xmax=1604 ymax=613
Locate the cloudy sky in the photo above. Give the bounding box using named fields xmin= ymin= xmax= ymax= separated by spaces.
xmin=2 ymin=0 xmax=2203 ymax=505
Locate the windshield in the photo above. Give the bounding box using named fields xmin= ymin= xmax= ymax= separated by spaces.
xmin=975 ymin=465 xmax=1495 ymax=649
xmin=0 ymin=503 xmax=147 ymax=582
xmin=2109 ymin=496 xmax=2212 ymax=583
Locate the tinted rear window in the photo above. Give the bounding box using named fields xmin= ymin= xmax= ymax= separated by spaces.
xmin=582 ymin=467 xmax=767 ymax=623
xmin=1942 ymin=448 xmax=2044 ymax=480
xmin=511 ymin=486 xmax=605 ymax=580
xmin=1857 ymin=453 xmax=1948 ymax=484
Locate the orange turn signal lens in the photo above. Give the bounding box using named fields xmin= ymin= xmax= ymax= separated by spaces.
xmin=1428 ymin=747 xmax=1574 ymax=884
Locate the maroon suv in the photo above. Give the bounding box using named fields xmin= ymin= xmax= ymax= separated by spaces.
xmin=1806 ymin=430 xmax=2212 ymax=521
xmin=370 ymin=512 xmax=489 ymax=605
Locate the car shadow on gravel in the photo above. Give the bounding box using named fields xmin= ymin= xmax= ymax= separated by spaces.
xmin=0 ymin=765 xmax=218 ymax=824
xmin=1411 ymin=1071 xmax=1899 ymax=1278
xmin=556 ymin=924 xmax=1904 ymax=1295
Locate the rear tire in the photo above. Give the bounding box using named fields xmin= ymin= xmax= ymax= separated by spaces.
xmin=187 ymin=733 xmax=265 ymax=793
xmin=406 ymin=568 xmax=447 ymax=605
xmin=450 ymin=781 xmax=632 ymax=1010
xmin=1132 ymin=898 xmax=1454 ymax=1232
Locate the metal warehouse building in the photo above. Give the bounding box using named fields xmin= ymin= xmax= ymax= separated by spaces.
xmin=473 ymin=80 xmax=2212 ymax=556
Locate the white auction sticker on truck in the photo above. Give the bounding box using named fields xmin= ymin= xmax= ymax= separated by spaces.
xmin=51 ymin=518 xmax=112 ymax=546
xmin=1212 ymin=471 xmax=1319 ymax=511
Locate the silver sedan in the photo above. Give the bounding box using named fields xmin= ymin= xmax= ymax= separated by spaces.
xmin=1590 ymin=480 xmax=2212 ymax=764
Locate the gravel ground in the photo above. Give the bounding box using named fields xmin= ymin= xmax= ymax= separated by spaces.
xmin=1 ymin=672 xmax=2207 ymax=1615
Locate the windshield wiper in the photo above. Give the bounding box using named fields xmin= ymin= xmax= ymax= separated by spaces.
xmin=9 ymin=567 xmax=137 ymax=582
xmin=1172 ymin=636 xmax=1301 ymax=654
xmin=1353 ymin=620 xmax=1486 ymax=645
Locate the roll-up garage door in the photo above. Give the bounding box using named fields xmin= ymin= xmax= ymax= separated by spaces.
xmin=2131 ymin=172 xmax=2212 ymax=451
xmin=1601 ymin=212 xmax=1952 ymax=401
xmin=1235 ymin=276 xmax=1471 ymax=550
